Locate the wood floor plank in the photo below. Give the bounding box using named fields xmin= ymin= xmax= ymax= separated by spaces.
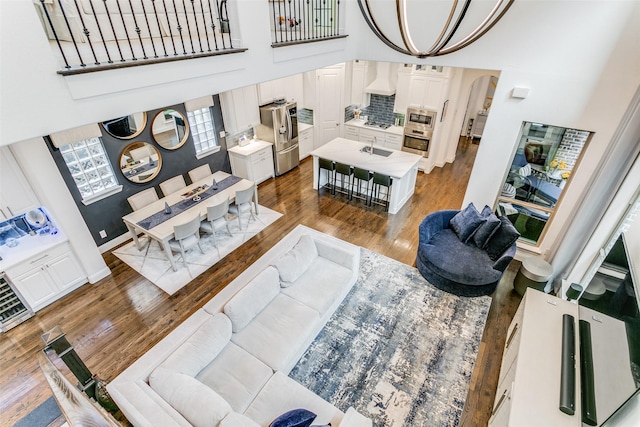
xmin=0 ymin=138 xmax=522 ymax=426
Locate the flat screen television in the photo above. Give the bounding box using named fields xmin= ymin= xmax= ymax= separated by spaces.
xmin=578 ymin=227 xmax=640 ymax=426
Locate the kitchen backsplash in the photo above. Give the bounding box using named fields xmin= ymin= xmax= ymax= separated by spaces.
xmin=225 ymin=126 xmax=255 ymax=148
xmin=298 ymin=108 xmax=314 ymax=125
xmin=345 ymin=94 xmax=398 ymax=125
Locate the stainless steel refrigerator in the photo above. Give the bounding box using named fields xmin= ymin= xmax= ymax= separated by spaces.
xmin=256 ymin=101 xmax=299 ymax=176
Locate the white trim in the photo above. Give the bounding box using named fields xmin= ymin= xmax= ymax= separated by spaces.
xmin=87 ymin=266 xmax=112 ymax=284
xmin=81 ymin=185 xmax=123 ymax=206
xmin=98 ymin=231 xmax=133 ymax=254
xmin=195 ymin=145 xmax=221 ymax=160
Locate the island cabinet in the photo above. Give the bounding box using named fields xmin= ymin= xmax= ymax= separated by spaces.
xmin=0 ymin=146 xmax=40 ymax=220
xmin=7 ymin=242 xmax=85 ymax=312
xmin=228 ymin=141 xmax=275 ymax=185
xmin=489 ymin=289 xmax=581 ymax=427
xmin=345 ymin=126 xmax=403 ymax=151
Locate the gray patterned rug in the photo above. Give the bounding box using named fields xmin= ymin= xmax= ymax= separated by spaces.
xmin=289 ymin=248 xmax=492 ymax=427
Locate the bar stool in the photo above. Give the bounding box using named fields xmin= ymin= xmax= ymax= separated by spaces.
xmin=334 ymin=162 xmax=353 ymax=197
xmin=318 ymin=158 xmax=335 ymax=194
xmin=370 ymin=172 xmax=392 ymax=211
xmin=351 ymin=167 xmax=372 ymax=203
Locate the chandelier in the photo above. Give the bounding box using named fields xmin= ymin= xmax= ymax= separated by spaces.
xmin=357 ymin=0 xmax=515 ymax=58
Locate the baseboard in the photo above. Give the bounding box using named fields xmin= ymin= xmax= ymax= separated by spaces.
xmin=88 ymin=266 xmax=112 ymax=284
xmin=98 ymin=233 xmax=133 ymax=254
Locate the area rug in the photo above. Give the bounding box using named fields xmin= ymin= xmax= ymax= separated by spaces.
xmin=13 ymin=396 xmax=63 ymax=427
xmin=289 ymin=248 xmax=492 ymax=426
xmin=113 ymin=205 xmax=281 ymax=295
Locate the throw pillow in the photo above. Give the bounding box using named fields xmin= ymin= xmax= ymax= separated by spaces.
xmin=486 ymin=216 xmax=521 ymax=260
xmin=272 ymin=235 xmax=318 ymax=286
xmin=270 ymin=408 xmax=317 ymax=427
xmin=517 ymin=163 xmax=532 ymax=177
xmin=449 ymin=203 xmax=484 ymax=242
xmin=473 ymin=206 xmax=501 ymax=249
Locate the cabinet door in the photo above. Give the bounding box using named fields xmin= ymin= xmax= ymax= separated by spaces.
xmin=408 ymin=75 xmax=428 ymax=108
xmin=298 ymin=129 xmax=314 ymax=160
xmin=15 ymin=267 xmax=58 ymax=310
xmin=350 ymin=61 xmax=370 ymax=107
xmin=384 ymin=134 xmax=403 ymax=151
xmin=221 ymin=87 xmax=260 ymax=134
xmin=229 ymin=153 xmax=251 ymax=181
xmin=257 ymin=81 xmax=273 ymax=106
xmin=394 ymin=71 xmax=412 ymax=114
xmin=251 ymin=147 xmax=275 ymax=183
xmin=344 ymin=125 xmax=359 ymax=141
xmin=284 ymin=74 xmax=304 ymax=104
xmin=423 ymin=77 xmax=445 ymax=110
xmin=0 ymin=146 xmax=39 ymax=218
xmin=46 ymin=252 xmax=85 ymax=291
xmin=360 ymin=129 xmax=384 ymax=146
xmin=241 ymin=85 xmax=260 ymax=130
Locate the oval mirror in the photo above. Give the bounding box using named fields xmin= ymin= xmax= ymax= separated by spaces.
xmin=152 ymin=109 xmax=190 ymax=150
xmin=102 ymin=112 xmax=147 ymax=139
xmin=119 ymin=142 xmax=162 ymax=184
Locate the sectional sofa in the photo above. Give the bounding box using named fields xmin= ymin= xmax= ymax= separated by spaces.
xmin=107 ymin=225 xmax=372 ymax=427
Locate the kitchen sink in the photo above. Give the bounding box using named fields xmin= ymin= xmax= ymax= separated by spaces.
xmin=360 ymin=146 xmax=393 ymax=157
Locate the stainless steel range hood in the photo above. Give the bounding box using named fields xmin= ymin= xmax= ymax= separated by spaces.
xmin=364 ymin=62 xmax=398 ymax=96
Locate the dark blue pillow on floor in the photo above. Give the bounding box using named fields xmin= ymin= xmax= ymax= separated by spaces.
xmin=270 ymin=409 xmax=317 ymax=427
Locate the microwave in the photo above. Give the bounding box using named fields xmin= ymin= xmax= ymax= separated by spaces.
xmin=406 ymin=107 xmax=437 ymax=129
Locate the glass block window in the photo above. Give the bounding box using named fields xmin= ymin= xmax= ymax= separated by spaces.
xmin=60 ymin=137 xmax=119 ymax=201
xmin=187 ymin=107 xmax=218 ymax=155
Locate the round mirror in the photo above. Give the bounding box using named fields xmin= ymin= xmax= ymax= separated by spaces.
xmin=152 ymin=109 xmax=190 ymax=150
xmin=102 ymin=112 xmax=147 ymax=139
xmin=120 ymin=142 xmax=162 ymax=184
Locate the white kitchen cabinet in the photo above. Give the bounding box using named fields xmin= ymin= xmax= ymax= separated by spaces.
xmin=258 ymin=78 xmax=286 ymax=106
xmin=8 ymin=242 xmax=86 ymax=312
xmin=393 ymin=70 xmax=412 ymax=114
xmin=220 ymin=85 xmax=260 ymax=135
xmin=228 ymin=142 xmax=275 ymax=185
xmin=488 ymin=289 xmax=581 ymax=427
xmin=359 ymin=128 xmax=386 ymax=147
xmin=350 ymin=60 xmax=371 ymax=107
xmin=344 ymin=125 xmax=359 ymax=141
xmin=298 ymin=127 xmax=314 ymax=161
xmin=403 ymin=74 xmax=447 ymax=112
xmin=0 ymin=146 xmax=40 ymax=220
xmin=383 ymin=133 xmax=403 ymax=151
xmin=285 ymin=74 xmax=304 ymax=105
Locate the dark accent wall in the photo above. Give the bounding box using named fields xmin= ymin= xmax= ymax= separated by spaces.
xmin=47 ymin=95 xmax=231 ymax=246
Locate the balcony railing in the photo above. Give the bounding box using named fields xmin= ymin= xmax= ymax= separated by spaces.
xmin=34 ymin=0 xmax=246 ymax=75
xmin=269 ymin=0 xmax=345 ymax=47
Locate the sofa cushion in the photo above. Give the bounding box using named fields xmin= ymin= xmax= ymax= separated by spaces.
xmin=231 ymin=293 xmax=319 ymax=372
xmin=282 ymin=257 xmax=351 ymax=314
xmin=449 ymin=203 xmax=484 ymax=242
xmin=244 ymin=372 xmax=343 ymax=427
xmin=419 ymin=229 xmax=502 ymax=286
xmin=196 ymin=342 xmax=273 ymax=413
xmin=472 ymin=206 xmax=501 ymax=249
xmin=159 ymin=313 xmax=232 ymax=377
xmin=270 ymin=408 xmax=317 ymax=427
xmin=224 ymin=266 xmax=281 ymax=333
xmin=273 ymin=235 xmax=318 ymax=286
xmin=149 ymin=368 xmax=232 ymax=427
xmin=486 ymin=216 xmax=520 ymax=260
xmin=220 ymin=412 xmax=261 ymax=427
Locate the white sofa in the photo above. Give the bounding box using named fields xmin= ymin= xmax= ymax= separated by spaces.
xmin=107 ymin=225 xmax=371 ymax=427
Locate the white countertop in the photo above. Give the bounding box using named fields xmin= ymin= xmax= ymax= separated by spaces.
xmin=345 ymin=119 xmax=404 ymax=136
xmin=299 ymin=123 xmax=313 ymax=132
xmin=310 ymin=138 xmax=421 ymax=179
xmin=227 ymin=139 xmax=273 ymax=157
xmin=0 ymin=230 xmax=69 ymax=272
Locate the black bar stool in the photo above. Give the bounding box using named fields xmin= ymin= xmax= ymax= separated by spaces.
xmin=370 ymin=172 xmax=392 ymax=211
xmin=334 ymin=162 xmax=353 ymax=197
xmin=318 ymin=158 xmax=335 ymax=194
xmin=351 ymin=166 xmax=372 ymax=203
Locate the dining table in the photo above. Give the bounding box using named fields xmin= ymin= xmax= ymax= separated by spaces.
xmin=122 ymin=171 xmax=257 ymax=271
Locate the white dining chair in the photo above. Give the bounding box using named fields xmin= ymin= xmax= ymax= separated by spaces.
xmin=228 ymin=185 xmax=257 ymax=230
xmin=200 ymin=198 xmax=232 ymax=253
xmin=188 ymin=164 xmax=212 ymax=183
xmin=159 ymin=175 xmax=187 ymax=197
xmin=168 ymin=214 xmax=204 ymax=270
xmin=127 ymin=187 xmax=159 ymax=211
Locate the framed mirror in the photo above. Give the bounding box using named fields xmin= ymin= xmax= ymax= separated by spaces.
xmin=119 ymin=142 xmax=162 ymax=183
xmin=102 ymin=112 xmax=147 ymax=139
xmin=152 ymin=109 xmax=189 ymax=150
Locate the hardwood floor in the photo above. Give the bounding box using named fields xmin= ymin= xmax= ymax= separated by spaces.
xmin=0 ymin=137 xmax=522 ymax=426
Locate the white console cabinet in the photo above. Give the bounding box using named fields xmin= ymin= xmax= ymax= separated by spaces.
xmin=0 ymin=146 xmax=40 ymax=220
xmin=228 ymin=141 xmax=275 ymax=185
xmin=7 ymin=242 xmax=86 ymax=312
xmin=489 ymin=289 xmax=581 ymax=427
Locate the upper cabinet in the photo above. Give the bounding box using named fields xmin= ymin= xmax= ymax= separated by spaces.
xmin=257 ymin=75 xmax=303 ymax=106
xmin=220 ymin=85 xmax=260 ymax=134
xmin=394 ymin=67 xmax=449 ymax=114
xmin=350 ymin=60 xmax=372 ymax=107
xmin=0 ymin=146 xmax=39 ymax=220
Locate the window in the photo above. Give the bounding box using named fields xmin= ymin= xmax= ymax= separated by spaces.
xmin=187 ymin=107 xmax=219 ymax=157
xmin=60 ymin=137 xmax=120 ymax=204
xmin=497 ymin=122 xmax=592 ymax=245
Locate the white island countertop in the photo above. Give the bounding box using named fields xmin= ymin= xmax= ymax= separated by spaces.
xmin=310 ymin=138 xmax=421 ymax=179
xmin=227 ymin=139 xmax=273 ymax=157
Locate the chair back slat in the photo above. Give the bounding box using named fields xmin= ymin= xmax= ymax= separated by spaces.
xmin=234 ymin=186 xmax=255 ymax=205
xmin=207 ymin=198 xmax=230 ymax=221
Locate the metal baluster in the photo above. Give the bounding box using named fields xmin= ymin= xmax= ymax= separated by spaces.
xmin=209 ymin=0 xmax=219 ymax=51
xmin=171 ymin=0 xmax=187 ymax=54
xmin=86 ymin=0 xmax=114 ymax=63
xmin=336 ymin=0 xmax=339 ymax=36
xmin=140 ymin=0 xmax=159 ymax=58
xmin=222 ymin=0 xmax=232 ymax=48
xmin=271 ymin=0 xmax=278 ymax=43
xmin=38 ymin=0 xmax=71 ymax=69
xmin=278 ymin=0 xmax=283 ymax=43
xmin=128 ymin=0 xmax=147 ymax=59
xmin=151 ymin=0 xmax=169 ymax=57
xmin=189 ymin=0 xmax=204 ymax=53
xmin=198 ymin=0 xmax=211 ymax=52
xmin=293 ymin=0 xmax=298 ymax=41
xmin=161 ymin=0 xmax=178 ymax=55
xmin=71 ymin=0 xmax=99 ymax=64
xmin=56 ymin=0 xmax=86 ymax=67
xmin=179 ymin=0 xmax=196 ymax=54
xmin=112 ymin=0 xmax=136 ymax=60
xmin=218 ymin=0 xmax=228 ymax=49
xmin=306 ymin=0 xmax=310 ymax=40
xmin=101 ymin=0 xmax=126 ymax=61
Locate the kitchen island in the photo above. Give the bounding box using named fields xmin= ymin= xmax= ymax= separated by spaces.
xmin=310 ymin=138 xmax=421 ymax=214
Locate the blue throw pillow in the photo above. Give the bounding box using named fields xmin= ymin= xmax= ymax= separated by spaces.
xmin=486 ymin=216 xmax=520 ymax=260
xmin=270 ymin=409 xmax=317 ymax=427
xmin=473 ymin=206 xmax=502 ymax=249
xmin=449 ymin=203 xmax=484 ymax=242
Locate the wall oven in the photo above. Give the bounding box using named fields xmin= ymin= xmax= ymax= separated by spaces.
xmin=402 ymin=107 xmax=437 ymax=157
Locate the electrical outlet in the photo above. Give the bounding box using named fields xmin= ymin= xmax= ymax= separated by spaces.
xmin=99 ymin=230 xmax=107 ymax=238
xmin=219 ymin=130 xmax=226 ymax=138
